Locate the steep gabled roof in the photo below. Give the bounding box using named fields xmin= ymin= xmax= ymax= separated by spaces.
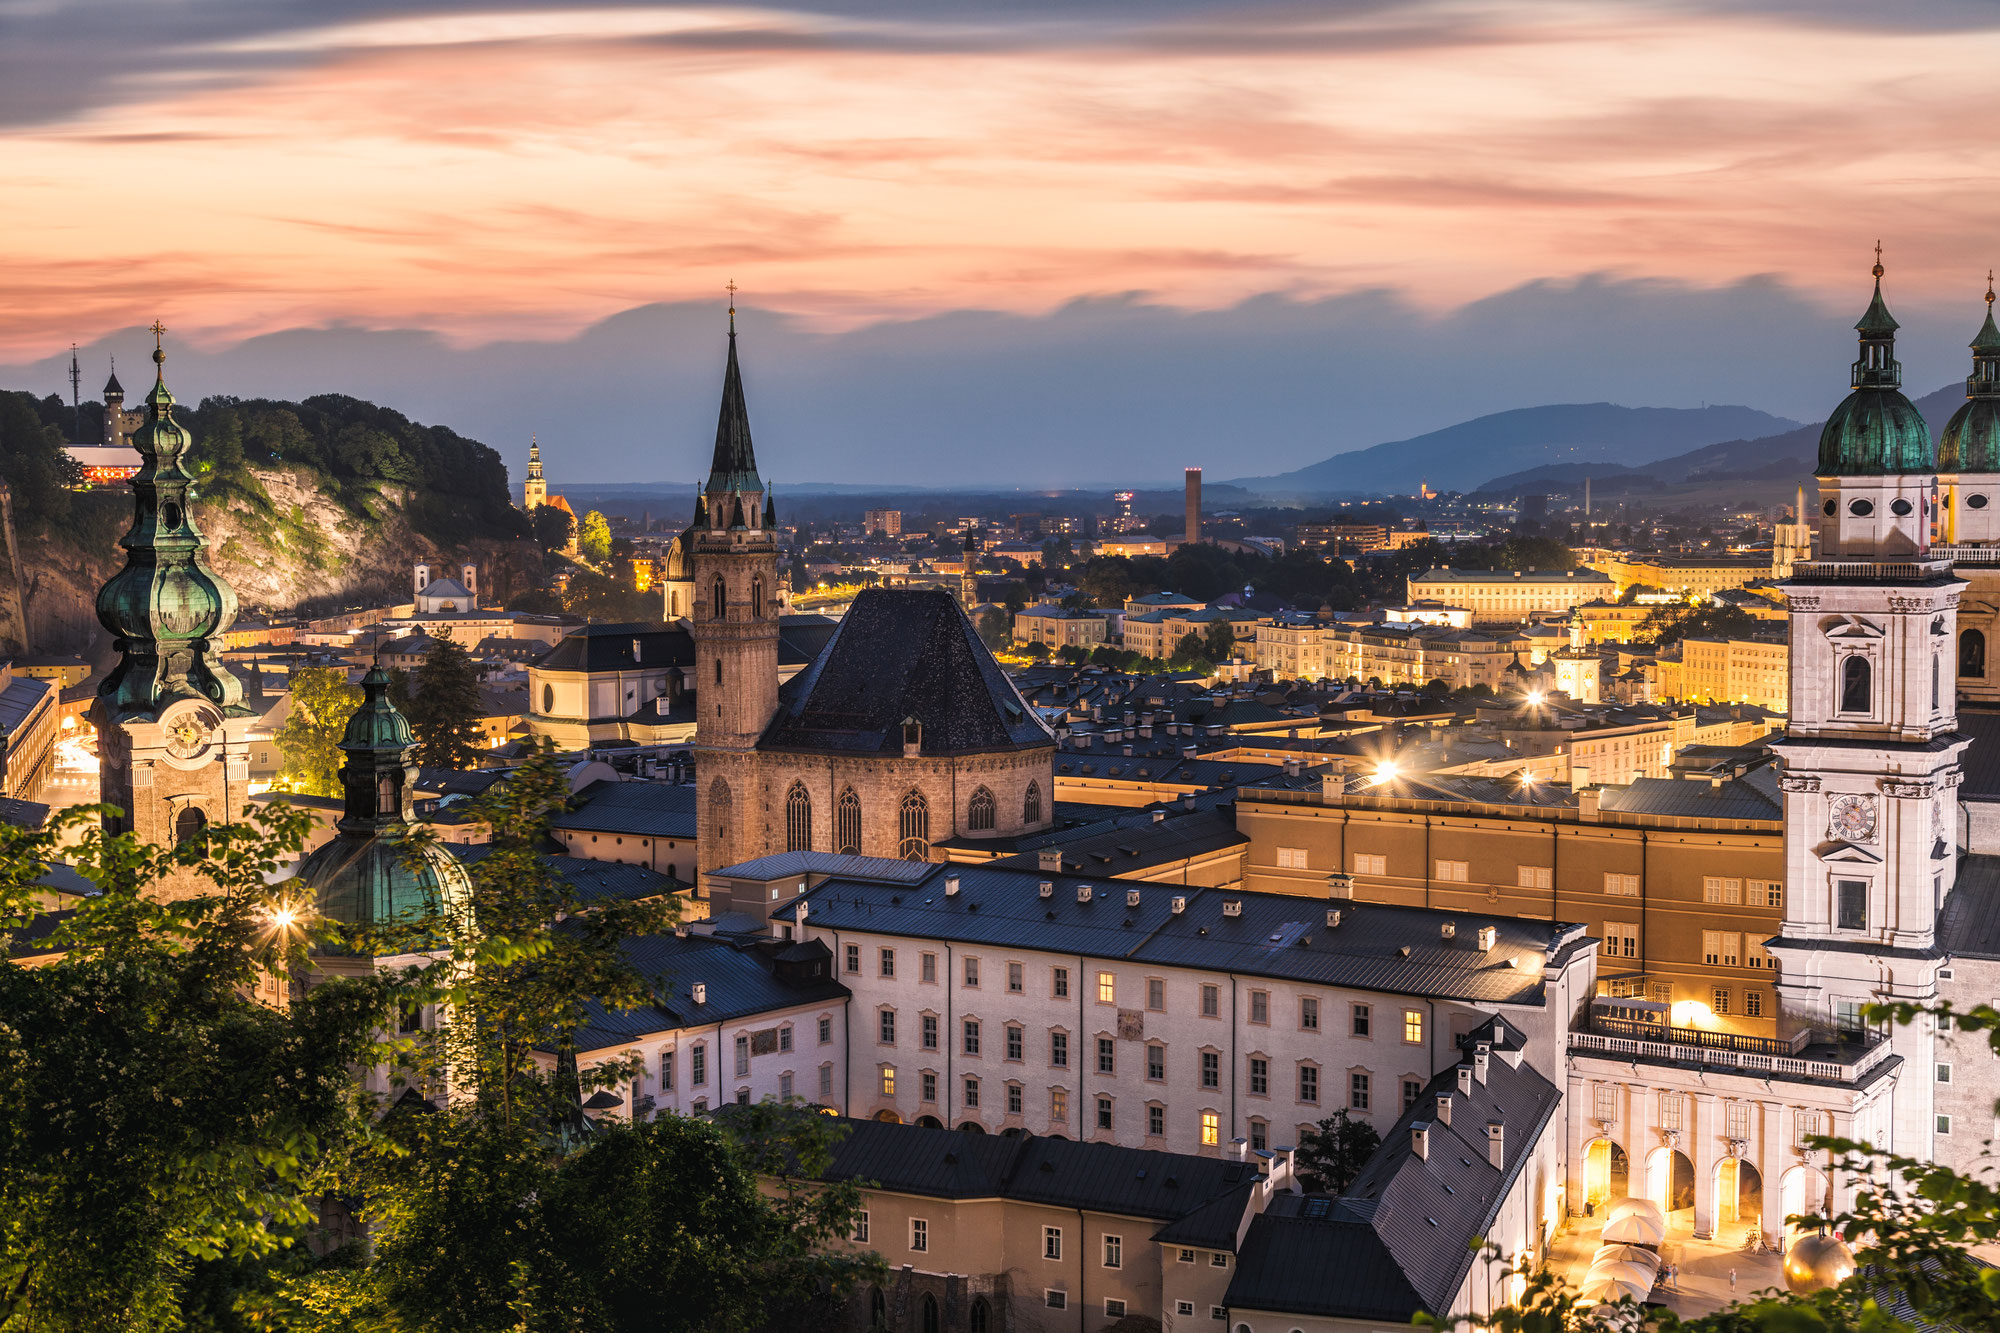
xmin=760 ymin=587 xmax=1054 ymax=756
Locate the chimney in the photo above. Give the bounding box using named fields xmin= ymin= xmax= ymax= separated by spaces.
xmin=1126 ymin=888 xmax=1142 ymax=907
xmin=1577 ymin=782 xmax=1599 ymax=819
xmin=1486 ymin=1122 xmax=1505 ymax=1168
xmin=1440 ymin=920 xmax=1456 ymax=940
xmin=1232 ymin=1137 xmax=1248 ymax=1162
xmin=1222 ymin=900 xmax=1242 ymax=917
xmin=1185 ymin=467 xmax=1202 ymax=545
xmin=1039 ymin=849 xmax=1063 ymax=872
xmin=1477 ymin=925 xmax=1497 ymax=952
xmin=1039 ymin=880 xmax=1054 ymax=899
xmin=691 ymin=982 xmax=707 ymax=1006
xmin=1171 ymin=896 xmax=1187 ymax=914
xmin=1410 ymin=1121 xmax=1431 ymax=1160
xmin=1077 ymin=884 xmax=1093 ymax=903
xmin=1473 ymin=1041 xmax=1491 ymax=1084
xmin=1152 ymin=809 xmax=1166 ymax=823
xmin=1435 ymin=1091 xmax=1452 ymax=1126
xmin=945 ymin=876 xmax=961 ymax=897
xmin=1325 ymin=907 xmax=1342 ymax=928
xmin=1327 ymin=872 xmax=1354 ymax=900
xmin=1457 ymin=1064 xmax=1473 ymax=1095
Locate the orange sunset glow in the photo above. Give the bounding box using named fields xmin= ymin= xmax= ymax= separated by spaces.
xmin=8 ymin=1 xmax=2000 ymax=359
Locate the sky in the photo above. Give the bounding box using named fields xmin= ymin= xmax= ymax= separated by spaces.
xmin=5 ymin=0 xmax=2000 ymax=487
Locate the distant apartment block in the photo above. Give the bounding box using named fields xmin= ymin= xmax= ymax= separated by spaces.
xmin=1405 ymin=567 xmax=1613 ymax=624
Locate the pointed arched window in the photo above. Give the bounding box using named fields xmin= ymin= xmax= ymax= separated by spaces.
xmin=1962 ymin=628 xmax=1986 ymax=679
xmin=967 ymin=785 xmax=995 ymax=831
xmin=1840 ymin=655 xmax=1871 ymax=715
xmin=1023 ymin=779 xmax=1043 ymax=826
xmin=837 ymin=787 xmax=862 ymax=856
xmin=709 ymin=778 xmax=732 ymax=850
xmin=785 ymin=781 xmax=812 ymax=853
xmin=711 ymin=576 xmax=727 ymax=620
xmin=899 ymin=790 xmax=930 ymax=861
xmin=751 ymin=575 xmax=764 ymax=620
xmin=921 ymin=1293 xmax=939 ymax=1333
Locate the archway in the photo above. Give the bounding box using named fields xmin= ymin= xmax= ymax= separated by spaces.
xmin=1583 ymin=1138 xmax=1629 ymax=1207
xmin=872 ymin=1109 xmax=902 ymax=1124
xmin=1647 ymin=1147 xmax=1695 ymax=1222
xmin=914 ymin=1115 xmax=942 ymax=1129
xmin=1781 ymin=1164 xmax=1829 ymax=1239
xmin=1715 ymin=1158 xmax=1765 ymax=1234
xmin=957 ymin=1120 xmax=986 ymax=1134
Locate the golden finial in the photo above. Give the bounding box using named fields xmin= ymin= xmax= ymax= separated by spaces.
xmin=148 ymin=318 xmax=168 ymax=369
xmin=1986 ymin=270 xmax=1994 ymax=307
xmin=1872 ymin=241 xmax=1884 ymax=281
xmin=726 ymin=279 xmax=738 ymax=335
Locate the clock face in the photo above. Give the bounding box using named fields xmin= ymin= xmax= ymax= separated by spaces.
xmin=158 ymin=702 xmax=219 ymax=766
xmin=1827 ymin=793 xmax=1877 ymax=844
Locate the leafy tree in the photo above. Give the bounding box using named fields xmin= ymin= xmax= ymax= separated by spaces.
xmin=562 ymin=567 xmax=657 ymax=621
xmin=531 ymin=504 xmax=575 ymax=553
xmin=0 ymin=391 xmax=80 ymax=520
xmin=1296 ymin=1108 xmax=1381 ymax=1195
xmin=507 ymin=587 xmax=564 ymax=615
xmin=0 ymin=801 xmax=390 ymax=1331
xmin=579 ymin=509 xmax=613 ymax=564
xmin=1169 ymin=632 xmax=1213 ymax=672
xmin=1640 ymin=601 xmax=1763 ymax=650
xmin=976 ymin=607 xmax=1011 ymax=652
xmin=274 ymin=667 xmax=364 ymax=796
xmin=407 ymin=637 xmax=485 ymax=770
xmin=1054 ymin=644 xmax=1089 ymax=666
xmin=1022 ymin=640 xmax=1051 ymax=660
xmin=1203 ymin=619 xmax=1236 ymax=662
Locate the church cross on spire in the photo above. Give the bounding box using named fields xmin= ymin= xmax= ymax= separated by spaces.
xmin=727 ymin=279 xmax=738 ymax=336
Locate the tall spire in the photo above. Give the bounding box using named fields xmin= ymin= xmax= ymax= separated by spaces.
xmin=526 ymin=433 xmax=543 ymax=480
xmin=704 ymin=288 xmax=760 ymax=497
xmin=1852 ymin=242 xmax=1901 ymax=388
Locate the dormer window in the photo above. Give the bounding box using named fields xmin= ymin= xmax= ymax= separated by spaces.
xmin=903 ymin=717 xmax=922 ymax=750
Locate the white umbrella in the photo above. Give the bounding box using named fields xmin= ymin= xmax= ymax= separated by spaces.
xmin=1588 ymin=1259 xmax=1659 ymax=1289
xmin=1593 ymin=1244 xmax=1662 ymax=1277
xmin=1602 ymin=1210 xmax=1667 ymax=1246
xmin=1577 ymin=1272 xmax=1651 ymax=1305
xmin=1607 ymin=1197 xmax=1667 ymax=1229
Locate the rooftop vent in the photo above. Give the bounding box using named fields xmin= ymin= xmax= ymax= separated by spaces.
xmin=1222 ymin=900 xmax=1243 ymax=917
xmin=691 ymin=982 xmax=707 ymax=1006
xmin=1325 ymin=908 xmax=1342 ymax=928
xmin=1152 ymin=808 xmax=1166 ymax=823
xmin=1171 ymin=896 xmax=1187 ymax=914
xmin=945 ymin=876 xmax=961 ymax=897
xmin=1039 ymin=849 xmax=1064 ymax=872
xmin=1435 ymin=1091 xmax=1452 ymax=1126
xmin=1441 ymin=920 xmax=1457 ymax=940
xmin=1410 ymin=1121 xmax=1431 ymax=1160
xmin=1126 ymin=888 xmax=1142 ymax=907
xmin=1477 ymin=925 xmax=1496 ymax=952
xmin=1077 ymin=884 xmax=1093 ymax=903
xmin=1039 ymin=880 xmax=1054 ymax=899
xmin=1327 ymin=872 xmax=1354 ymax=900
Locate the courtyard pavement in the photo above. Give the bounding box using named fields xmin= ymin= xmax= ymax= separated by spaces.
xmin=1548 ymin=1213 xmax=1785 ymax=1319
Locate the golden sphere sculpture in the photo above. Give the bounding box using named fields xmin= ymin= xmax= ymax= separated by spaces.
xmin=1783 ymin=1231 xmax=1856 ymax=1294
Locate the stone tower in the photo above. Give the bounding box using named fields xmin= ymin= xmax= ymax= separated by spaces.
xmin=92 ymin=329 xmax=254 ymax=866
xmin=1771 ymin=485 xmax=1814 ymax=580
xmin=523 ymin=434 xmax=547 ymax=511
xmin=1772 ymin=255 xmax=1962 ymax=1161
xmin=960 ymin=526 xmax=980 ymax=609
xmin=692 ymin=306 xmax=781 ymax=876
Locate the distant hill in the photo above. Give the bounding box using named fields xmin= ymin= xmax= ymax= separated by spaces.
xmin=1474 ymin=384 xmax=1963 ymax=496
xmin=1224 ymin=402 xmax=1802 ymax=497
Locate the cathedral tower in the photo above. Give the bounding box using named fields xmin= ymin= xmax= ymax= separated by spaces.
xmin=1935 ymin=277 xmax=2000 ymax=700
xmin=1772 ymin=255 xmax=1962 ymax=1159
xmin=523 ymin=435 xmax=547 ymax=511
xmin=692 ymin=300 xmax=781 ymax=874
xmin=92 ymin=328 xmax=254 ymax=863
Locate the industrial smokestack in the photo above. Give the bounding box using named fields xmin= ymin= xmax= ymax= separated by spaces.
xmin=1185 ymin=468 xmax=1202 ymax=546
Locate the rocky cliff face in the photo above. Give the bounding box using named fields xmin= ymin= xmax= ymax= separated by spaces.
xmin=8 ymin=464 xmax=542 ymax=662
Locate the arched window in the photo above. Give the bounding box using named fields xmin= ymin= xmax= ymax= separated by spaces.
xmin=711 ymin=576 xmax=726 ymax=620
xmin=967 ymin=786 xmax=995 ymax=831
xmin=376 ymin=773 xmax=397 ymax=817
xmin=837 ymin=787 xmax=862 ymax=855
xmin=868 ymin=1287 xmax=887 ymax=1333
xmin=921 ymin=1293 xmax=939 ymax=1333
xmin=899 ymin=790 xmax=930 ymax=860
xmin=174 ymin=805 xmax=207 ymax=847
xmin=541 ymin=683 xmax=554 ymax=714
xmin=751 ymin=576 xmax=764 ymax=620
xmin=714 ymin=657 xmax=723 ymax=686
xmin=1840 ymin=655 xmax=1872 ymax=714
xmin=785 ymin=781 xmax=812 ymax=853
xmin=1023 ymin=779 xmax=1042 ymax=826
xmin=709 ymin=778 xmax=732 ymax=850
xmin=969 ymin=1297 xmax=991 ymax=1333
xmin=1962 ymin=628 xmax=1986 ymax=679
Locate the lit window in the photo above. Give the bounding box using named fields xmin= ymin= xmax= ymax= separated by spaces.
xmin=881 ymin=1067 xmax=895 ymax=1097
xmin=1097 ymin=972 xmax=1115 ymax=1004
xmin=1404 ymin=1010 xmax=1423 ymax=1043
xmin=1200 ymin=1111 xmax=1219 ymax=1146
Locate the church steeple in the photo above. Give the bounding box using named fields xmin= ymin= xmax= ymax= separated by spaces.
xmin=705 ymin=285 xmax=761 ymax=500
xmin=94 ymin=326 xmax=244 ymax=722
xmin=1851 ymin=244 xmax=1902 ymax=390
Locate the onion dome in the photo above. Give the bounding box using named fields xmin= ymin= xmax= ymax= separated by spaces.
xmin=293 ymin=665 xmax=469 ymax=930
xmin=1817 ymin=251 xmax=1934 ymax=476
xmin=1940 ymin=277 xmax=2000 ymax=473
xmin=92 ymin=330 xmax=246 ymax=723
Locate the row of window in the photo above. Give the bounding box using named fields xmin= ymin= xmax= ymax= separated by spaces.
xmin=859 ymin=1212 xmax=1229 ymax=1275
xmin=1341 ymin=853 xmax=1784 ymax=907
xmin=1592 ymin=1086 xmax=1828 ymax=1142
xmin=879 ymin=1062 xmax=1420 ymax=1119
xmin=783 ymin=780 xmax=1045 ymax=854
xmin=653 ymin=1016 xmax=836 ymax=1090
xmin=878 ymin=1013 xmax=1421 ymax=1066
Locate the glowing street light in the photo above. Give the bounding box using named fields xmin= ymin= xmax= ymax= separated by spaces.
xmin=1525 ymin=690 xmax=1545 ymax=706
xmin=1372 ymin=759 xmax=1400 ymax=784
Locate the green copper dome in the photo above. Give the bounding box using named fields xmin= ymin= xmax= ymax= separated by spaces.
xmin=93 ymin=338 xmax=247 ymax=722
xmin=1940 ymin=297 xmax=2000 ymax=473
xmin=1816 ymin=271 xmax=1934 ymax=476
xmin=295 ymin=666 xmax=468 ymax=930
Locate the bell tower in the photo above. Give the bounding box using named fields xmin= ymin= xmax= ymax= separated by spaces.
xmin=1771 ymin=256 xmax=1960 ymax=1159
xmin=92 ymin=326 xmax=254 ymax=871
xmin=692 ymin=292 xmax=781 ymax=879
xmin=522 ymin=434 xmax=547 ymax=511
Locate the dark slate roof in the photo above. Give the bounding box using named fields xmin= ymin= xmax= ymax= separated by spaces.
xmin=778 ymin=615 xmax=840 ymax=667
xmin=782 ymin=864 xmax=1584 ymax=1004
xmin=810 ymin=1116 xmax=1261 ymax=1221
xmin=0 ymin=674 xmax=51 ymax=735
xmin=550 ymin=780 xmax=698 ymax=839
xmin=1955 ymin=706 xmax=2000 ymax=801
xmin=1225 ymin=1048 xmax=1561 ymax=1322
xmin=0 ymin=796 xmax=49 ymax=830
xmin=1938 ymin=854 xmax=2000 ymax=960
xmin=1152 ymin=1179 xmax=1258 ymax=1248
xmin=987 ymin=807 xmax=1245 ymax=877
xmin=1598 ymin=767 xmax=1782 ymax=822
xmin=450 ymin=844 xmax=683 ymax=901
xmin=712 ymin=849 xmax=935 ymax=884
xmin=534 ymin=623 xmax=695 ymax=673
xmin=760 ymin=587 xmax=1054 ymax=757
xmin=565 ymin=930 xmax=848 ymax=1053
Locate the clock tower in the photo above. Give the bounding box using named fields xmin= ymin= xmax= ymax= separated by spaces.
xmin=92 ymin=328 xmax=254 ymax=877
xmin=1771 ymin=256 xmax=1960 ymax=1157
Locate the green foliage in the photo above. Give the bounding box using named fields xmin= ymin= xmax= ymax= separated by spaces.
xmin=976 ymin=607 xmax=1011 ymax=652
xmin=1203 ymin=618 xmax=1236 ymax=662
xmin=1641 ymin=601 xmax=1765 ymax=650
xmin=562 ymin=567 xmax=657 ymax=621
xmin=1445 ymin=536 xmax=1578 ymax=574
xmin=1295 ymin=1108 xmax=1381 ymax=1195
xmin=1022 ymin=639 xmax=1051 ymax=660
xmin=507 ymin=586 xmax=564 ymax=615
xmin=1054 ymin=644 xmax=1090 ymax=665
xmin=0 ymin=802 xmax=392 ymax=1332
xmin=406 ymin=637 xmax=485 ymax=771
xmin=579 ymin=510 xmax=612 ymax=564
xmin=274 ymin=667 xmax=364 ymax=797
xmin=1077 ymin=544 xmax=1358 ymax=610
xmin=178 ymin=395 xmax=525 ymax=545
xmin=530 ymin=504 xmax=574 ymax=553
xmin=0 ymin=391 xmax=80 ymax=522
xmin=1169 ymin=632 xmax=1214 ymax=672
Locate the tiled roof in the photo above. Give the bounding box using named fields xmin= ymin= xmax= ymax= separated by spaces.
xmin=1939 ymin=854 xmax=2000 ymax=960
xmin=550 ymin=780 xmax=698 ymax=839
xmin=534 ymin=623 xmax=695 ymax=673
xmin=712 ymin=849 xmax=935 ymax=884
xmin=783 ymin=864 xmax=1583 ymax=1004
xmin=451 ymin=844 xmax=682 ymax=901
xmin=989 ymin=808 xmax=1245 ymax=876
xmin=761 ymin=587 xmax=1054 ymax=757
xmin=566 ymin=930 xmax=848 ymax=1053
